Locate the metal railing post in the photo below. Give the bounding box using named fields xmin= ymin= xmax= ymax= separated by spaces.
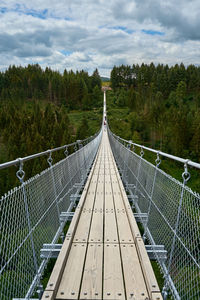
xmin=77 ymin=140 xmax=85 ymax=182
xmin=122 ymin=140 xmax=132 ymax=182
xmin=64 ymin=145 xmax=73 ymax=190
xmin=74 ymin=141 xmax=82 ymax=183
xmin=134 ymin=146 xmax=144 ymax=197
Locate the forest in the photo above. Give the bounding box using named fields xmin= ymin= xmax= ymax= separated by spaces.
xmin=1 ymin=62 xmax=200 ymax=195
xmin=106 ymin=63 xmax=200 ymax=192
xmin=0 ymin=64 xmax=102 ymax=195
xmin=109 ymin=63 xmax=200 ymax=161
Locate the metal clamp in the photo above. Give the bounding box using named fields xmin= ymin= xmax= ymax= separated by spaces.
xmin=47 ymin=150 xmax=53 ymax=167
xmin=16 ymin=158 xmax=25 ymax=183
xmin=64 ymin=146 xmax=68 ymax=157
xmin=182 ymin=159 xmax=191 ymax=183
xmin=127 ymin=140 xmax=132 ymax=149
xmin=140 ymin=147 xmax=144 ymax=157
xmin=155 ymin=151 xmax=161 ymax=167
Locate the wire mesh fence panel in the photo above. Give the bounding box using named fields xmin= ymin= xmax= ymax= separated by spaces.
xmin=108 ymin=129 xmax=200 ymax=300
xmin=0 ymin=131 xmax=102 ymax=300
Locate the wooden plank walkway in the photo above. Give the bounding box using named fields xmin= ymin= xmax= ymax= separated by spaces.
xmin=42 ymin=130 xmax=163 ymax=300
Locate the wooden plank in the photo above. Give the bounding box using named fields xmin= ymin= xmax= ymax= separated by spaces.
xmin=104 ymin=211 xmax=118 ymax=243
xmin=120 ymin=244 xmax=149 ymax=300
xmin=115 ymin=209 xmax=134 ymax=243
xmin=73 ymin=210 xmax=92 ymax=243
xmin=95 ymin=166 xmax=104 ymax=175
xmin=88 ymin=211 xmax=103 ymax=243
xmin=103 ymin=244 xmax=125 ymax=300
xmin=82 ymin=191 xmax=96 ymax=210
xmin=112 ymin=190 xmax=126 ymax=211
xmin=93 ymin=175 xmax=104 ymax=210
xmin=104 ymin=167 xmax=110 ymax=175
xmin=83 ymin=174 xmax=98 ymax=209
xmin=104 ymin=176 xmax=114 ymax=211
xmin=136 ymin=237 xmax=161 ymax=295
xmin=80 ymin=244 xmax=103 ymax=299
xmin=56 ymin=243 xmax=87 ymax=300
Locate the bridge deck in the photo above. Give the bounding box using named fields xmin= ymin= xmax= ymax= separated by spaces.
xmin=42 ymin=131 xmax=162 ymax=300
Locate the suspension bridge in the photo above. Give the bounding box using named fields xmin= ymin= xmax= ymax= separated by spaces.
xmin=0 ymin=92 xmax=199 ymax=300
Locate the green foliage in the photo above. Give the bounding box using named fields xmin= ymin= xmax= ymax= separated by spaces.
xmin=108 ymin=62 xmax=200 ymax=193
xmin=76 ymin=117 xmax=89 ymax=140
xmin=0 ymin=64 xmax=102 ymax=110
xmin=0 ymin=65 xmax=103 ymax=196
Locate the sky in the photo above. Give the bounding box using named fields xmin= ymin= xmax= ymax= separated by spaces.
xmin=0 ymin=0 xmax=200 ymax=77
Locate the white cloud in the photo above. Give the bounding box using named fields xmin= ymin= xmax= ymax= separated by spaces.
xmin=0 ymin=0 xmax=200 ymax=77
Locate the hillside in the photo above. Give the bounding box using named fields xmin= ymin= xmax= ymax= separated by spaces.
xmin=107 ymin=63 xmax=200 ymax=193
xmin=0 ymin=65 xmax=103 ymax=196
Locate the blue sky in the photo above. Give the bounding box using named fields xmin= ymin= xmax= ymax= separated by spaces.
xmin=0 ymin=0 xmax=200 ymax=76
xmin=142 ymin=30 xmax=164 ymax=36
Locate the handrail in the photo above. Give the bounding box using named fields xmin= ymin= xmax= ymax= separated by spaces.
xmin=110 ymin=130 xmax=200 ymax=170
xmin=0 ymin=130 xmax=100 ymax=170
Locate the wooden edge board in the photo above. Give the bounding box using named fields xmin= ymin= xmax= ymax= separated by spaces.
xmin=135 ymin=237 xmax=162 ymax=296
xmin=42 ymin=291 xmax=54 ymax=300
xmin=151 ymin=292 xmax=163 ymax=300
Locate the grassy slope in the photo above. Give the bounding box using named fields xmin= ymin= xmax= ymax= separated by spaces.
xmin=68 ymin=108 xmax=102 ymax=138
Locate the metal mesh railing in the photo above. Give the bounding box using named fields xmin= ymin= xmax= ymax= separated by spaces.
xmin=108 ymin=129 xmax=200 ymax=300
xmin=0 ymin=130 xmax=102 ymax=300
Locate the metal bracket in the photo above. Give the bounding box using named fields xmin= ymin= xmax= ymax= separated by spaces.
xmin=145 ymin=245 xmax=167 ymax=262
xmin=134 ymin=213 xmax=148 ymax=223
xmin=70 ymin=194 xmax=81 ymax=202
xmin=127 ymin=195 xmax=138 ymax=203
xmin=74 ymin=183 xmax=85 ymax=189
xmin=60 ymin=211 xmax=74 ymax=222
xmin=125 ymin=183 xmax=135 ymax=190
xmin=40 ymin=244 xmax=62 ymax=259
